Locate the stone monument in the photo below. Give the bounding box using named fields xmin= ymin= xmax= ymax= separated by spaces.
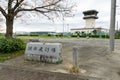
xmin=25 ymin=42 xmax=62 ymax=63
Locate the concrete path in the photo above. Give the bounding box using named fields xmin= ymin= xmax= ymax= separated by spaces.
xmin=0 ymin=38 xmax=120 ymax=80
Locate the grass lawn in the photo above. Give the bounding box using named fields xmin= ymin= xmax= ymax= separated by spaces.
xmin=18 ymin=36 xmax=53 ymax=40
xmin=0 ymin=50 xmax=24 ymax=63
xmin=18 ymin=35 xmax=72 ymax=41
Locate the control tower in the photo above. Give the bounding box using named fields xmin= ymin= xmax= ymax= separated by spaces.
xmin=83 ymin=10 xmax=98 ymax=28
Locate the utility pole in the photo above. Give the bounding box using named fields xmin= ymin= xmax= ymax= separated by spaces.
xmin=62 ymin=15 xmax=65 ymax=38
xmin=110 ymin=0 xmax=116 ymax=51
xmin=117 ymin=21 xmax=118 ymax=30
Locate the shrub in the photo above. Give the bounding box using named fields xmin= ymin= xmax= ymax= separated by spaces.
xmin=16 ymin=34 xmax=29 ymax=36
xmin=30 ymin=34 xmax=39 ymax=36
xmin=71 ymin=33 xmax=77 ymax=37
xmin=79 ymin=35 xmax=86 ymax=38
xmin=101 ymin=35 xmax=109 ymax=38
xmin=0 ymin=38 xmax=26 ymax=53
xmin=115 ymin=36 xmax=120 ymax=39
xmin=89 ymin=35 xmax=99 ymax=38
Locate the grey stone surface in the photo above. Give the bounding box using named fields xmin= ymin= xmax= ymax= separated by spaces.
xmin=25 ymin=42 xmax=62 ymax=63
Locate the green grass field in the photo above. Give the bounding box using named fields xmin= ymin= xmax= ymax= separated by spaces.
xmin=17 ymin=35 xmax=71 ymax=41
xmin=18 ymin=35 xmax=52 ymax=40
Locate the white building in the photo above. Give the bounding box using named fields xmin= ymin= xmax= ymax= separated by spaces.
xmin=71 ymin=27 xmax=109 ymax=34
xmin=71 ymin=10 xmax=109 ymax=34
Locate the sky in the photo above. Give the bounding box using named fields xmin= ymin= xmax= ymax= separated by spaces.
xmin=1 ymin=0 xmax=120 ymax=32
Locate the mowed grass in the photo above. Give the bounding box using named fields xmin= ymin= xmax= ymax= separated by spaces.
xmin=0 ymin=50 xmax=24 ymax=63
xmin=18 ymin=35 xmax=53 ymax=40
xmin=18 ymin=35 xmax=71 ymax=41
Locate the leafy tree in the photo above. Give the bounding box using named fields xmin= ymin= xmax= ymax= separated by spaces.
xmin=0 ymin=0 xmax=72 ymax=38
xmin=81 ymin=31 xmax=85 ymax=35
xmin=115 ymin=30 xmax=120 ymax=38
xmin=92 ymin=29 xmax=97 ymax=35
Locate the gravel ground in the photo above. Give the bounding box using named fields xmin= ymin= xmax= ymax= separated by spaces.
xmin=0 ymin=38 xmax=120 ymax=80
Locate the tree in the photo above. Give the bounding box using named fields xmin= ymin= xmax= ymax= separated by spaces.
xmin=92 ymin=29 xmax=97 ymax=35
xmin=115 ymin=30 xmax=120 ymax=38
xmin=0 ymin=0 xmax=72 ymax=38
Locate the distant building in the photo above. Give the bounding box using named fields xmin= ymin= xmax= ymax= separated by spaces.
xmin=71 ymin=27 xmax=108 ymax=34
xmin=30 ymin=31 xmax=55 ymax=36
xmin=15 ymin=31 xmax=30 ymax=35
xmin=71 ymin=10 xmax=109 ymax=35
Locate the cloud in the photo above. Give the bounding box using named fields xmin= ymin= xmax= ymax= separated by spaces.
xmin=3 ymin=0 xmax=120 ymax=32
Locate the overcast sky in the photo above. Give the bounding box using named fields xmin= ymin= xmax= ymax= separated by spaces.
xmin=1 ymin=0 xmax=120 ymax=32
